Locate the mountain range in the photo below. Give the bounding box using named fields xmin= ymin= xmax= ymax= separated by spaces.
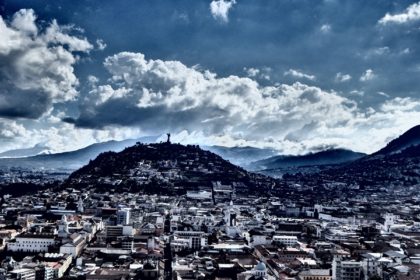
xmin=283 ymin=125 xmax=420 ymax=187
xmin=249 ymin=148 xmax=366 ymax=171
xmin=0 ymin=125 xmax=419 ymax=180
xmin=0 ymin=136 xmax=156 ymax=171
xmin=0 ymin=143 xmax=50 ymax=158
xmin=65 ymin=124 xmax=420 ymax=195
xmin=203 ymin=145 xmax=278 ymax=166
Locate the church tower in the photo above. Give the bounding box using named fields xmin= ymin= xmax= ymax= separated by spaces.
xmin=77 ymin=197 xmax=84 ymax=213
xmin=57 ymin=215 xmax=70 ymax=238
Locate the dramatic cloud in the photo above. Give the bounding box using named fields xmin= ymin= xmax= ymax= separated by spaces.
xmin=61 ymin=52 xmax=420 ymax=154
xmin=1 ymin=2 xmax=420 ymax=155
xmin=0 ymin=9 xmax=92 ymax=119
xmin=37 ymin=53 xmax=369 ymax=152
xmin=210 ymin=0 xmax=236 ymax=23
xmin=71 ymin=52 xmax=354 ymax=137
xmin=379 ymin=2 xmax=420 ymax=24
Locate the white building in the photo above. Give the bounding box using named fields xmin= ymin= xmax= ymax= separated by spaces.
xmin=173 ymin=231 xmax=207 ymax=250
xmin=273 ymin=235 xmax=298 ymax=246
xmin=244 ymin=230 xmax=270 ymax=248
xmin=59 ymin=234 xmax=86 ymax=257
xmin=44 ymin=253 xmax=72 ymax=278
xmin=9 ymin=268 xmax=36 ymax=280
xmin=7 ymin=233 xmax=56 ymax=253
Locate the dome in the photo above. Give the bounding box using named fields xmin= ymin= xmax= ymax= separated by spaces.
xmin=255 ymin=262 xmax=266 ymax=271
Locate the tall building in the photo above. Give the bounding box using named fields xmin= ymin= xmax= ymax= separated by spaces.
xmin=117 ymin=208 xmax=131 ymax=225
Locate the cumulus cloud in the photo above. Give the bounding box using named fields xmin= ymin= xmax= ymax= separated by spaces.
xmin=284 ymin=69 xmax=316 ymax=81
xmin=72 ymin=53 xmax=355 ymax=136
xmin=210 ymin=0 xmax=236 ymax=23
xmin=360 ymin=69 xmax=376 ymax=81
xmin=244 ymin=67 xmax=259 ymax=77
xmin=335 ymin=72 xmax=352 ymax=82
xmin=0 ymin=120 xmax=28 ymax=139
xmin=379 ymin=2 xmax=420 ymax=24
xmin=96 ymin=39 xmax=107 ymax=50
xmin=380 ymin=97 xmax=420 ymax=112
xmin=0 ymin=9 xmax=92 ymax=119
xmin=244 ymin=67 xmax=271 ymax=80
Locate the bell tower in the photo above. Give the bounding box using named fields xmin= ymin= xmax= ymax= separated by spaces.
xmin=77 ymin=197 xmax=84 ymax=213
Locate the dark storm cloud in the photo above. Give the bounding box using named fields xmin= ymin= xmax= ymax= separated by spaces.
xmin=0 ymin=87 xmax=50 ymax=119
xmin=3 ymin=0 xmax=419 ymax=108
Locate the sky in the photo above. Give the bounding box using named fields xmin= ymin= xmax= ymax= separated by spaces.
xmin=1 ymin=0 xmax=420 ymax=155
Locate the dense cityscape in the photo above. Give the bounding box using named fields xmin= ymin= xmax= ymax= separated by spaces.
xmin=0 ymin=126 xmax=419 ymax=280
xmin=2 ymin=0 xmax=420 ymax=279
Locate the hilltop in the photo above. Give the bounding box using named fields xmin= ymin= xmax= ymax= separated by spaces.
xmin=373 ymin=125 xmax=420 ymax=156
xmin=66 ymin=142 xmax=279 ymax=195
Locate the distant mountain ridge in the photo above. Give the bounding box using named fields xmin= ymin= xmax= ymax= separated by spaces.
xmin=0 ymin=143 xmax=50 ymax=158
xmin=250 ymin=148 xmax=366 ymax=171
xmin=0 ymin=136 xmax=157 ymax=171
xmin=1 ymin=124 xmax=420 ymax=187
xmin=203 ymin=145 xmax=278 ymax=166
xmin=283 ymin=125 xmax=420 ymax=187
